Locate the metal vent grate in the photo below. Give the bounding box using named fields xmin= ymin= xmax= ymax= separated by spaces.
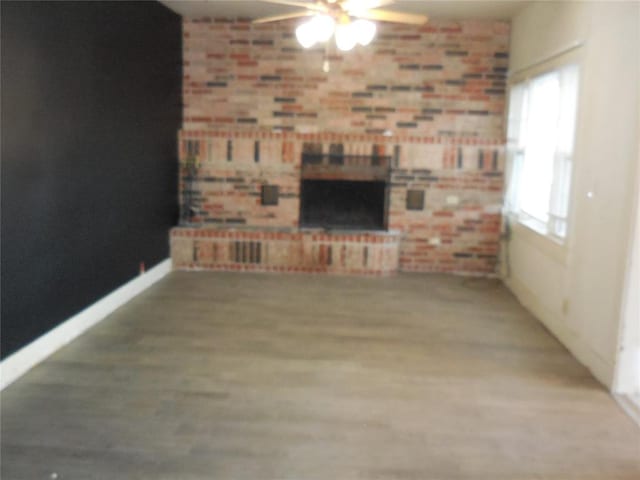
xmin=230 ymin=241 xmax=262 ymax=264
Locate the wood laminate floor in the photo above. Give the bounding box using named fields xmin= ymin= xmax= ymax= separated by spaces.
xmin=2 ymin=272 xmax=639 ymax=479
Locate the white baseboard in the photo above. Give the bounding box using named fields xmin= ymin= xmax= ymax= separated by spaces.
xmin=504 ymin=275 xmax=615 ymax=389
xmin=614 ymin=346 xmax=640 ymax=394
xmin=615 ymin=394 xmax=640 ymax=428
xmin=0 ymin=258 xmax=172 ymax=391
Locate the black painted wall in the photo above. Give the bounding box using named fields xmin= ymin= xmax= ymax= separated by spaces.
xmin=0 ymin=1 xmax=182 ymax=358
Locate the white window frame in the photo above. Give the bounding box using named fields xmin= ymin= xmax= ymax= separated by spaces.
xmin=505 ymin=54 xmax=581 ymax=244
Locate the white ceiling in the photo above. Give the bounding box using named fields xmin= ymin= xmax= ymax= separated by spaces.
xmin=160 ymin=0 xmax=529 ymax=21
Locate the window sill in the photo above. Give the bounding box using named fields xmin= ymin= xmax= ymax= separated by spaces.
xmin=508 ymin=215 xmax=569 ymax=265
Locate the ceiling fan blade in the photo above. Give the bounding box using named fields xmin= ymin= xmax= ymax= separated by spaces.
xmin=252 ymin=10 xmax=313 ymax=24
xmin=343 ymin=0 xmax=396 ymax=12
xmin=355 ymin=8 xmax=428 ymax=25
xmin=258 ymin=0 xmax=327 ymax=12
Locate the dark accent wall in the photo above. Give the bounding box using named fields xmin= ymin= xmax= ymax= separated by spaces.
xmin=0 ymin=1 xmax=182 ymax=358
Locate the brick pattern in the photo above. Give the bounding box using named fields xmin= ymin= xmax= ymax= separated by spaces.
xmin=177 ymin=17 xmax=509 ymax=276
xmin=171 ymin=228 xmax=401 ymax=276
xmin=179 ymin=130 xmax=504 ymax=274
xmin=180 ymin=131 xmax=300 ymax=227
xmin=388 ymin=139 xmax=504 ymax=274
xmin=183 ymin=18 xmax=509 ymax=137
xmin=389 ymin=170 xmax=503 ymax=274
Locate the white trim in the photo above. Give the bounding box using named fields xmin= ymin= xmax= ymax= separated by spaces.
xmin=508 ymin=42 xmax=584 ymax=84
xmin=505 ymin=274 xmax=614 ymax=388
xmin=509 ymin=219 xmax=568 ymax=265
xmin=0 ymin=258 xmax=172 ymax=391
xmin=614 ymin=150 xmax=640 ymax=395
xmin=614 ymin=394 xmax=640 ymax=428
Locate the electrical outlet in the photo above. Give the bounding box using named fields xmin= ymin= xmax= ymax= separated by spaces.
xmin=446 ymin=195 xmax=459 ymax=205
xmin=429 ymin=237 xmax=441 ymax=246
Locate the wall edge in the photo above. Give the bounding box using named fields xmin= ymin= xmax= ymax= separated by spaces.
xmin=0 ymin=258 xmax=172 ymax=391
xmin=504 ymin=274 xmax=615 ymax=389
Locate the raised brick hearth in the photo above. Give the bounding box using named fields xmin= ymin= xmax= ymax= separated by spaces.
xmin=172 ymin=18 xmax=509 ymax=276
xmin=172 ymin=228 xmax=400 ymax=276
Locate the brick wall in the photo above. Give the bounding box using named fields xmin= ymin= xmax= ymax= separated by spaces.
xmin=184 ymin=18 xmax=509 ymax=136
xmin=178 ymin=17 xmax=509 ymax=275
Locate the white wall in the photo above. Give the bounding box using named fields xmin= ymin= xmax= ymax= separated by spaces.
xmin=615 ymin=162 xmax=640 ymax=395
xmin=505 ymin=1 xmax=640 ymax=388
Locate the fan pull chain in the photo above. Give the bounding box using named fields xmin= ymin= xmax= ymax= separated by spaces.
xmin=323 ymin=42 xmax=330 ymax=73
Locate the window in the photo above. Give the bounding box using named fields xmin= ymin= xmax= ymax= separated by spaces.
xmin=506 ymin=64 xmax=579 ymax=240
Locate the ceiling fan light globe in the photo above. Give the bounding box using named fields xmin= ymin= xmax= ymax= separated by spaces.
xmin=296 ymin=20 xmax=317 ymax=49
xmin=335 ymin=22 xmax=357 ymax=52
xmin=309 ymin=14 xmax=335 ymax=43
xmin=353 ymin=19 xmax=376 ymax=46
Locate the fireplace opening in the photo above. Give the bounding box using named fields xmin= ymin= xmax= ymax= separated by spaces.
xmin=300 ymin=179 xmax=387 ymax=230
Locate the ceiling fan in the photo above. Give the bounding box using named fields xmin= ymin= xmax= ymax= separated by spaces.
xmin=252 ymin=0 xmax=428 ymax=51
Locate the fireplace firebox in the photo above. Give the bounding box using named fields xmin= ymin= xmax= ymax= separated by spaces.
xmin=300 ymin=179 xmax=387 ymax=230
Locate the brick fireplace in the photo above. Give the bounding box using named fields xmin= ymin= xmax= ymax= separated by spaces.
xmin=300 ymin=179 xmax=387 ymax=230
xmin=299 ymin=141 xmax=390 ymax=230
xmin=171 ymin=17 xmax=509 ymax=276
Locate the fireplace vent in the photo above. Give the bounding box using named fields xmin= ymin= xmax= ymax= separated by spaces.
xmin=230 ymin=241 xmax=262 ymax=264
xmin=315 ymin=244 xmax=333 ymax=266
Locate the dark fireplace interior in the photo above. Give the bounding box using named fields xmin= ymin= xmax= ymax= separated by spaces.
xmin=300 ymin=180 xmax=386 ymax=230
